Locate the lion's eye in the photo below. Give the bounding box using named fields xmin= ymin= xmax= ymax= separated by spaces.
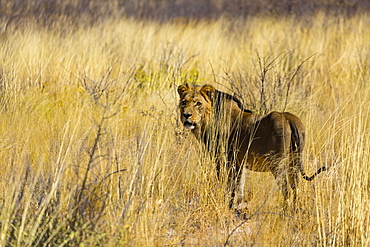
xmin=195 ymin=102 xmax=202 ymax=107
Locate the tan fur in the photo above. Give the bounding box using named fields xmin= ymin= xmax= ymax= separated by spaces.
xmin=177 ymin=83 xmax=326 ymax=212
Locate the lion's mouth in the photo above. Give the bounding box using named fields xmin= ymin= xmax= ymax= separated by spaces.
xmin=183 ymin=120 xmax=196 ymax=130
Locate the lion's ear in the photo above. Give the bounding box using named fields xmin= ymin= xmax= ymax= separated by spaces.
xmin=200 ymin=84 xmax=215 ymax=102
xmin=177 ymin=84 xmax=190 ymax=98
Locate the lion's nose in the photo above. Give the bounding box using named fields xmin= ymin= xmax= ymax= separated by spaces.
xmin=183 ymin=113 xmax=192 ymax=119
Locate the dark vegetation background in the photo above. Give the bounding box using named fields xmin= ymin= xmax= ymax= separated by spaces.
xmin=0 ymin=0 xmax=368 ymax=29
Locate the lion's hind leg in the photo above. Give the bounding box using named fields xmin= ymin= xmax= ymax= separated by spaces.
xmin=271 ymin=164 xmax=291 ymax=212
xmin=271 ymin=163 xmax=300 ymax=213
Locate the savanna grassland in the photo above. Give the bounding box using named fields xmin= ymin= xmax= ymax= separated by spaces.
xmin=1 ymin=2 xmax=370 ymax=246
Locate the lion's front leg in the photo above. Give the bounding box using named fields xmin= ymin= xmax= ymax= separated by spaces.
xmin=226 ymin=164 xmax=249 ymax=219
xmin=228 ymin=169 xmax=237 ymax=209
xmin=227 ymin=164 xmax=245 ymax=211
xmin=235 ymin=165 xmax=247 ymax=211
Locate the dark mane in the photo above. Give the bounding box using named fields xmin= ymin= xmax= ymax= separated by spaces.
xmin=214 ymin=90 xmax=253 ymax=113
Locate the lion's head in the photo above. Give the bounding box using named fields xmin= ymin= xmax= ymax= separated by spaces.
xmin=177 ymin=84 xmax=215 ymax=134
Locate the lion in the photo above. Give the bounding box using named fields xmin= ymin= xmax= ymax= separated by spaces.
xmin=177 ymin=83 xmax=326 ymax=213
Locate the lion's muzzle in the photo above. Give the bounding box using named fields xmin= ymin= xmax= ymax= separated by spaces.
xmin=182 ymin=113 xmax=197 ymax=130
xmin=183 ymin=120 xmax=196 ymax=130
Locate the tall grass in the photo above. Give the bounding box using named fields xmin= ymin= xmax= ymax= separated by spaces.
xmin=0 ymin=13 xmax=369 ymax=245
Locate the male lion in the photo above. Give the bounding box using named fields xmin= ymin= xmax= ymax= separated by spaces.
xmin=177 ymin=83 xmax=326 ymax=213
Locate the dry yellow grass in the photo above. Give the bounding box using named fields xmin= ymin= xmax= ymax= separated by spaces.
xmin=0 ymin=13 xmax=369 ymax=246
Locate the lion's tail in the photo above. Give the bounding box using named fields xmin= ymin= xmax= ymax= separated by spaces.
xmin=289 ymin=120 xmax=327 ymax=181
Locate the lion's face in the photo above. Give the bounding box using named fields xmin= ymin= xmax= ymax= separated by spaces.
xmin=177 ymin=84 xmax=215 ymax=134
